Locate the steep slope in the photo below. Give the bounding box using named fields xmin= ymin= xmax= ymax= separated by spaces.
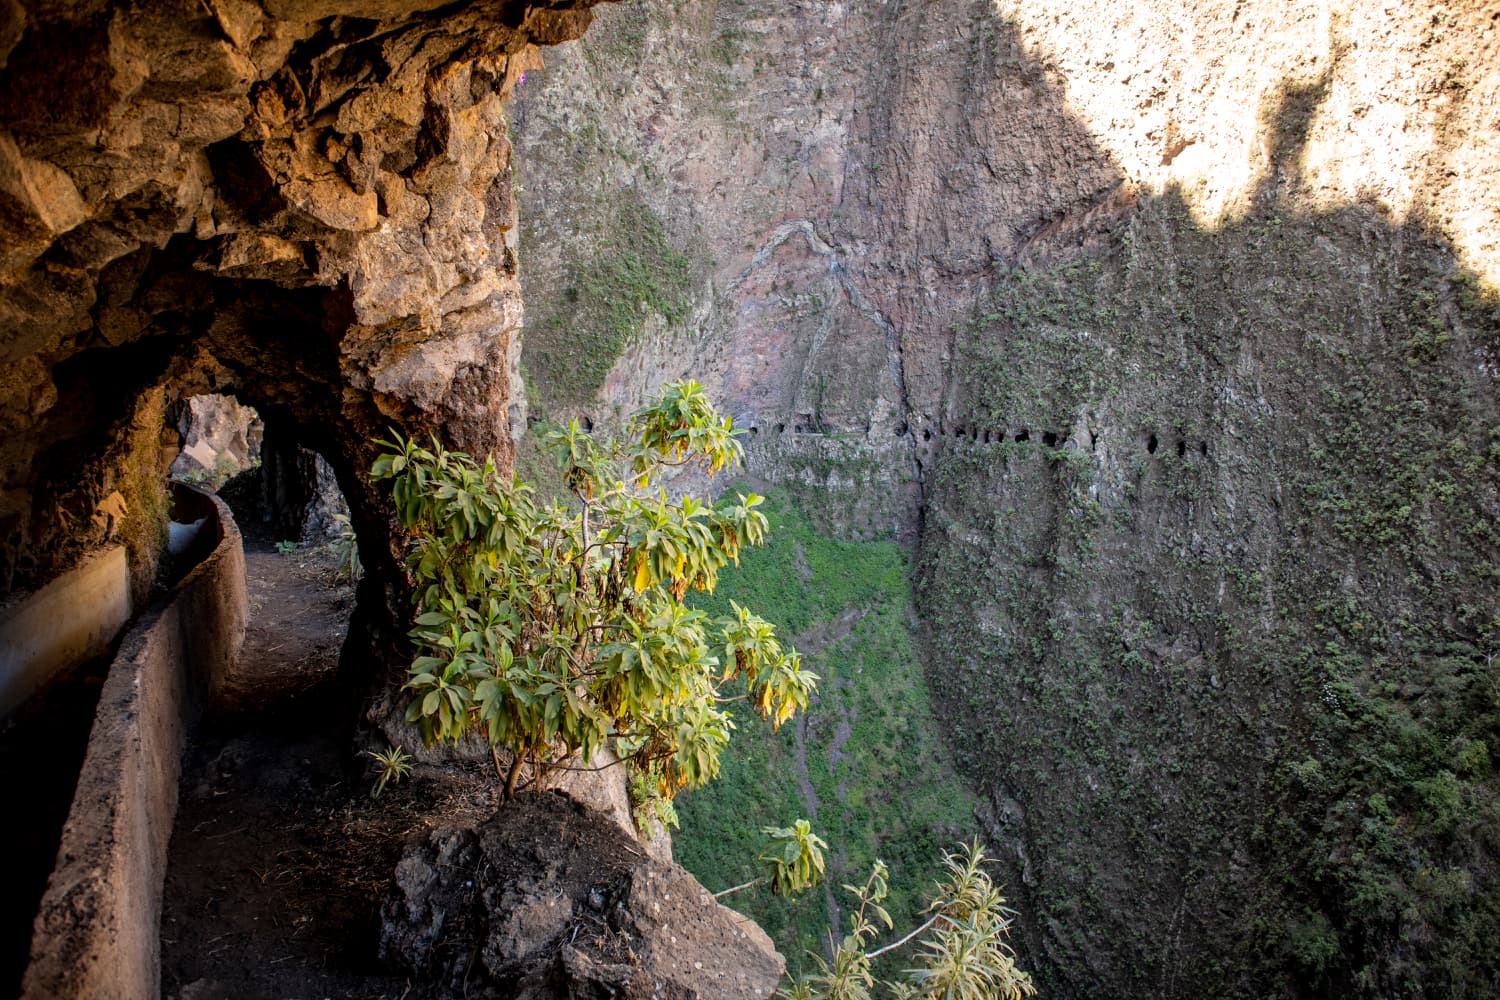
xmin=510 ymin=1 xmax=1500 ymax=995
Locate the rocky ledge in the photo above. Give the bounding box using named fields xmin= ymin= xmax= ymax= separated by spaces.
xmin=380 ymin=791 xmax=784 ymax=1000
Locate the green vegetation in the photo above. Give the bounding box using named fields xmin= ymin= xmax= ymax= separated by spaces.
xmin=780 ymin=843 xmax=1034 ymax=1000
xmin=524 ymin=197 xmax=698 ymax=411
xmin=759 ymin=820 xmax=830 ymax=899
xmin=921 ymin=188 xmax=1500 ymax=996
xmin=673 ymin=491 xmax=978 ymax=974
xmin=1251 ymin=640 xmax=1500 ymax=994
xmin=367 ymin=745 xmax=413 ymax=799
xmin=173 ymin=451 xmax=252 ymax=491
xmin=372 ymin=382 xmax=815 ymax=811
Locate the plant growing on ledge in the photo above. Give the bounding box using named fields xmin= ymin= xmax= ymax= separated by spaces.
xmin=780 ymin=841 xmax=1035 ymax=1000
xmin=714 ymin=820 xmax=830 ymax=900
xmin=371 ymin=380 xmax=818 ymax=818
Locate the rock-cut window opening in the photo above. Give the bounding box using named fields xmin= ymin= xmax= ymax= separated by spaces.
xmin=154 ymin=407 xmax=395 ymax=995
xmin=165 ymin=394 xmax=264 ymax=492
xmin=168 ymin=396 xmax=362 ymax=707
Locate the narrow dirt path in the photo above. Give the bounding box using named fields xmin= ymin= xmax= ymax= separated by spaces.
xmin=159 ymin=542 xmax=496 ymax=1000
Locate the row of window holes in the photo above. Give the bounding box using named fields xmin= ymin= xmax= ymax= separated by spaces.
xmin=744 ymin=423 xmax=1209 ymax=459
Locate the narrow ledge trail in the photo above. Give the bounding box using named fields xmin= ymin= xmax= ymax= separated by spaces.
xmin=158 ymin=535 xmax=497 ymax=1000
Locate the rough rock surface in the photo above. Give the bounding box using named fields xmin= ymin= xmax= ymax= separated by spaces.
xmin=0 ymin=4 xmax=796 ymax=998
xmin=511 ymin=2 xmax=1500 ymax=997
xmin=380 ymin=791 xmax=782 ymax=1000
xmin=166 ymin=393 xmax=262 ymax=484
xmin=0 ymin=0 xmax=615 ymax=617
xmin=514 ymin=0 xmax=1499 ymax=537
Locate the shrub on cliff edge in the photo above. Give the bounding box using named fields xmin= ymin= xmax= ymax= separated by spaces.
xmin=372 ymin=380 xmax=817 ymax=814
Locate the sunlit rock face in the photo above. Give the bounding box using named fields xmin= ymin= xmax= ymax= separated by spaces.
xmin=514 ymin=0 xmax=1499 ymax=519
xmin=992 ymin=0 xmax=1500 ymax=283
xmin=512 ymin=2 xmax=1500 ymax=996
xmin=0 ymin=0 xmax=615 ymax=609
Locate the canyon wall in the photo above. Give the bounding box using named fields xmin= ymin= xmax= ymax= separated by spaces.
xmin=511 ymin=1 xmax=1500 ymax=995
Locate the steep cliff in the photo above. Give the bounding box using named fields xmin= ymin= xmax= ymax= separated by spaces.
xmin=511 ymin=1 xmax=1500 ymax=995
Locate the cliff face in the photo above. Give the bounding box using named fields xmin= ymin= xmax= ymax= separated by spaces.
xmin=511 ymin=1 xmax=1500 ymax=995
xmin=0 ymin=0 xmax=614 ymax=613
xmin=1 ymin=4 xmax=793 ymax=995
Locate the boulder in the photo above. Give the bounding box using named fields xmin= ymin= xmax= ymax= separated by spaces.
xmin=380 ymin=792 xmax=783 ymax=1000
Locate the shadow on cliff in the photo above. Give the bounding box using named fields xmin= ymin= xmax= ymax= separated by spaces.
xmin=910 ymin=13 xmax=1500 ymax=1000
xmin=506 ymin=3 xmax=1499 ymax=996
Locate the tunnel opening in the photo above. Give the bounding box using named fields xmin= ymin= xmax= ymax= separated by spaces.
xmin=158 ymin=406 xmax=394 ymax=995
xmin=175 ymin=399 xmax=361 ymax=714
xmin=165 ymin=394 xmax=264 ymax=492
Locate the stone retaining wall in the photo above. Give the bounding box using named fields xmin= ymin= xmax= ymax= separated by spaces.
xmin=0 ymin=545 xmax=131 ymax=719
xmin=21 ymin=483 xmax=247 ymax=1000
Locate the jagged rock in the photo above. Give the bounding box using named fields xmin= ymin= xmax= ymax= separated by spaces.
xmin=168 ymin=393 xmax=262 ymax=484
xmin=0 ymin=0 xmax=616 ymax=613
xmin=380 ymin=792 xmax=783 ymax=1000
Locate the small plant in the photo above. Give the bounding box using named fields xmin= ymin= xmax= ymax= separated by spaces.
xmin=275 ymin=539 xmax=298 ymax=556
xmin=629 ymin=763 xmax=681 ymax=836
xmin=780 ymin=841 xmax=1034 ymax=1000
xmin=368 ymin=745 xmax=414 ymax=798
xmin=715 ymin=819 xmax=827 ymax=901
xmin=761 ymin=819 xmax=828 ymax=897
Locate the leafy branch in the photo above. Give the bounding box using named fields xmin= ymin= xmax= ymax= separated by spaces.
xmin=779 ymin=841 xmax=1035 ymax=1000
xmin=371 ymin=380 xmax=818 ymax=816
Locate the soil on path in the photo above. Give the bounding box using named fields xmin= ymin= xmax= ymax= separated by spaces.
xmin=159 ymin=541 xmax=497 ymax=1000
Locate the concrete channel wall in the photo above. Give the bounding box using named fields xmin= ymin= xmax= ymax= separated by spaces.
xmin=21 ymin=483 xmax=247 ymax=1000
xmin=0 ymin=544 xmax=131 ymax=719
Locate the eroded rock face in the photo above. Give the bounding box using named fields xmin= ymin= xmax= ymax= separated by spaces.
xmin=380 ymin=791 xmax=783 ymax=1000
xmin=0 ymin=0 xmax=613 ymax=617
xmin=167 ymin=393 xmax=262 ymax=484
xmin=0 ymin=10 xmax=802 ymax=999
xmin=510 ymin=2 xmax=1500 ymax=996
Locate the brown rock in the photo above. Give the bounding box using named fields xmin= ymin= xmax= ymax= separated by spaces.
xmin=380 ymin=792 xmax=783 ymax=1000
xmin=0 ymin=132 xmax=87 ymax=272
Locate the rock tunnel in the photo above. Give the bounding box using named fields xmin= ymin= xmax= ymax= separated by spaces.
xmin=0 ymin=2 xmax=614 ymax=714
xmin=0 ymin=0 xmax=610 ymax=617
xmin=0 ymin=0 xmax=681 ymax=995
